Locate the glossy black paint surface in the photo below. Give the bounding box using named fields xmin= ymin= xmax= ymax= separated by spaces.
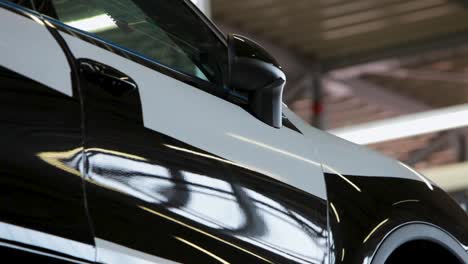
xmin=0 ymin=245 xmax=77 ymax=263
xmin=0 ymin=65 xmax=94 ymax=261
xmin=79 ymin=68 xmax=329 ymax=263
xmin=325 ymin=173 xmax=468 ymax=264
xmin=79 ymin=59 xmax=138 ymax=97
xmin=1 ymin=2 xmax=467 ymax=263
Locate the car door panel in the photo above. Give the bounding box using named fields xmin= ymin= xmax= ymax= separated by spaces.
xmin=60 ymin=31 xmax=327 ymax=200
xmin=49 ymin=25 xmax=330 ymax=263
xmin=0 ymin=3 xmax=94 ymax=263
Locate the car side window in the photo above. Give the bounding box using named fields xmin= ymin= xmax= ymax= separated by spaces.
xmin=34 ymin=0 xmax=227 ymax=87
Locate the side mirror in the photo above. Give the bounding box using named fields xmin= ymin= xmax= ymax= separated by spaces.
xmin=228 ymin=34 xmax=286 ymax=128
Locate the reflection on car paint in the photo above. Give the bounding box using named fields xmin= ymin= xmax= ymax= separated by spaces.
xmin=34 ymin=142 xmax=329 ymax=263
xmin=0 ymin=63 xmax=94 ymax=261
xmin=85 ymin=147 xmax=329 ymax=263
xmin=0 ymin=220 xmax=94 ymax=263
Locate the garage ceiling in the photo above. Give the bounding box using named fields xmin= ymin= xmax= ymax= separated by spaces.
xmin=212 ymin=0 xmax=468 ymax=69
xmin=212 ymin=0 xmax=468 ymax=171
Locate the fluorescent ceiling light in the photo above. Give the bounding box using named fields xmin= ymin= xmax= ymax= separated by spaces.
xmin=330 ymin=103 xmax=468 ymax=145
xmin=65 ymin=14 xmax=117 ymax=33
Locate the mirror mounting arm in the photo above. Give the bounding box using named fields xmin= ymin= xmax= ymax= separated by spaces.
xmin=250 ymin=78 xmax=285 ymax=128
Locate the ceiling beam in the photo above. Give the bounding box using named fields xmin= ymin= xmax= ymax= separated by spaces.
xmin=306 ymin=10 xmax=468 ymax=53
xmin=330 ymin=103 xmax=468 ymax=145
xmin=342 ymin=78 xmax=430 ymax=113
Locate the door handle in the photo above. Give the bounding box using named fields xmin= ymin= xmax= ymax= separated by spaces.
xmin=78 ymin=59 xmax=137 ymax=96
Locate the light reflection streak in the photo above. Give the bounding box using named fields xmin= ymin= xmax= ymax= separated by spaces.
xmin=164 ymin=144 xmax=237 ymax=166
xmin=399 ymin=162 xmax=434 ymax=191
xmin=322 ymin=164 xmax=361 ymax=192
xmin=28 ymin=14 xmax=44 ymax=26
xmin=169 ymin=207 xmax=223 ymax=229
xmin=226 ymin=133 xmax=361 ymax=192
xmin=139 ymin=206 xmax=274 ymax=264
xmin=363 ymin=218 xmax=389 ymax=243
xmin=245 ymin=190 xmax=288 ymax=215
xmin=44 ymin=19 xmax=56 ymax=29
xmin=290 ymin=211 xmax=326 ymax=235
xmin=64 ymin=14 xmax=118 ymax=33
xmin=37 ymin=147 xmax=148 ymax=178
xmin=37 ymin=147 xmax=83 ymax=176
xmin=363 ymin=256 xmax=371 ymax=264
xmin=330 ymin=202 xmax=340 ymax=223
xmin=392 ymin=199 xmax=420 ymax=206
xmin=183 ymin=171 xmax=232 ymax=194
xmin=86 ymin=148 xmax=147 ymax=161
xmin=164 ymin=144 xmax=282 ymax=182
xmin=174 ymin=236 xmax=230 ymax=264
xmin=90 ymin=154 xmax=167 ymax=179
xmin=89 ymin=174 xmax=159 ymax=203
xmin=236 ymin=236 xmax=325 ymax=264
xmin=226 ymin=133 xmax=321 ymax=167
xmin=0 ymin=220 xmax=94 ymax=262
xmin=341 ymin=248 xmax=345 ymax=262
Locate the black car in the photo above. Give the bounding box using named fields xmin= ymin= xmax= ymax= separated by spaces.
xmin=0 ymin=0 xmax=467 ymax=263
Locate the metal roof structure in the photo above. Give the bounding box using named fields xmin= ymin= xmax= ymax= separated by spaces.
xmin=213 ymin=0 xmax=468 ymax=69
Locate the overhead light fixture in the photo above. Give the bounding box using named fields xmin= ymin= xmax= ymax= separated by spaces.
xmin=330 ymin=103 xmax=468 ymax=145
xmin=65 ymin=14 xmax=117 ymax=33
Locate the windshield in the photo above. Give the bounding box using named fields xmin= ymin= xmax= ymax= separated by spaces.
xmin=34 ymin=0 xmax=227 ymax=86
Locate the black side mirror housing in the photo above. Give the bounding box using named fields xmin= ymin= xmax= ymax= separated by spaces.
xmin=228 ymin=34 xmax=286 ymax=128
